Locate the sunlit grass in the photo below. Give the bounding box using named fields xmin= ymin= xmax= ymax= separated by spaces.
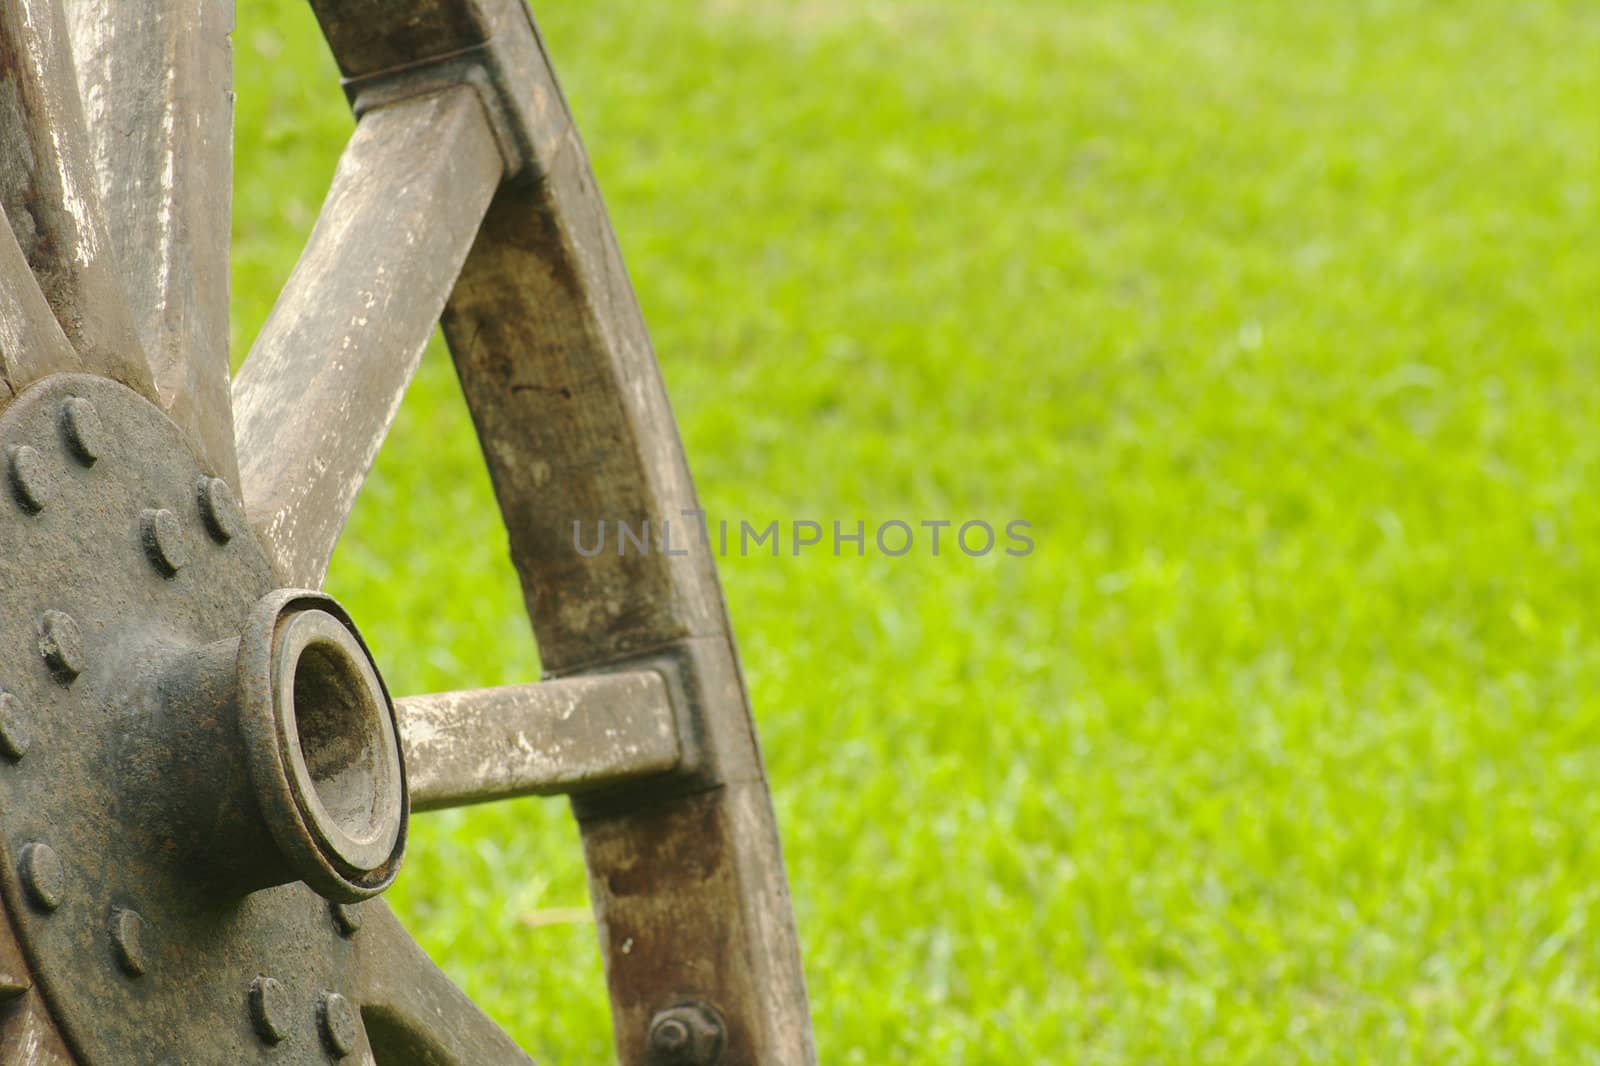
xmin=235 ymin=1 xmax=1600 ymax=1061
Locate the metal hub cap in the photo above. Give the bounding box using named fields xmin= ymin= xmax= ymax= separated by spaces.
xmin=0 ymin=374 xmax=407 ymax=1063
xmin=241 ymin=591 xmax=408 ymax=900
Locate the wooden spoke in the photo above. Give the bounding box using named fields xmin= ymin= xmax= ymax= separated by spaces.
xmin=0 ymin=202 xmax=79 ymax=395
xmin=0 ymin=0 xmax=156 ymax=396
xmin=399 ymin=673 xmax=682 ymax=812
xmin=0 ymin=905 xmax=72 ymax=1065
xmin=0 ymin=994 xmax=74 ymax=1066
xmin=232 ymin=86 xmax=503 ymax=588
xmin=353 ymin=903 xmax=535 ymax=1066
xmin=0 ymin=0 xmax=822 ymax=1062
xmin=65 ymin=0 xmax=239 ymax=486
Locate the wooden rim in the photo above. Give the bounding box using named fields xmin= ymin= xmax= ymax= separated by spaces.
xmin=0 ymin=0 xmax=815 ymax=1062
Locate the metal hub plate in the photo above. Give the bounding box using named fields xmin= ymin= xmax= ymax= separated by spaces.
xmin=0 ymin=375 xmax=372 ymax=1063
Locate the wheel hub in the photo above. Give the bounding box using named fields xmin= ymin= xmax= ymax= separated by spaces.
xmin=0 ymin=374 xmax=407 ymax=1062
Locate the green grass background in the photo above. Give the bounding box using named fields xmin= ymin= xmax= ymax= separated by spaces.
xmin=231 ymin=1 xmax=1600 ymax=1062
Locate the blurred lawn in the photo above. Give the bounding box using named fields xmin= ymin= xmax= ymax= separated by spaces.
xmin=233 ymin=1 xmax=1600 ymax=1062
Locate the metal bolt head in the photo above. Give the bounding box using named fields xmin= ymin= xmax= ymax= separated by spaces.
xmin=654 ymin=1018 xmax=691 ymax=1055
xmin=38 ymin=610 xmax=86 ymax=682
xmin=61 ymin=397 xmax=104 ymax=465
xmin=196 ymin=475 xmax=243 ymax=544
xmin=330 ymin=901 xmax=362 ymax=937
xmin=18 ymin=843 xmax=64 ymax=912
xmin=141 ymin=508 xmax=188 ymax=576
xmin=318 ymin=990 xmax=360 ymax=1057
xmin=0 ymin=692 xmax=28 ymax=760
xmin=248 ymin=975 xmax=290 ymax=1045
xmin=648 ymin=1003 xmax=725 ymax=1065
xmin=110 ymin=907 xmax=147 ymax=977
xmin=7 ymin=445 xmax=52 ymax=513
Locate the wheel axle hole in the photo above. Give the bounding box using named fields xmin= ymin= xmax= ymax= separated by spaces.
xmin=289 ymin=638 xmax=389 ymax=847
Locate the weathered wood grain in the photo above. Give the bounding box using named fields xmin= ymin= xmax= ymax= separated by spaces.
xmin=0 ymin=201 xmax=79 ymax=397
xmin=438 ymin=30 xmax=816 ymax=1066
xmin=354 ymin=903 xmax=535 ymax=1065
xmin=65 ymin=0 xmax=240 ymax=487
xmin=232 ymin=86 xmax=503 ymax=589
xmin=0 ymin=882 xmax=73 ymax=1065
xmin=444 ymin=135 xmax=727 ymax=673
xmin=307 ymin=4 xmax=816 ymax=1061
xmin=308 ymin=0 xmax=498 ymax=79
xmin=400 ymin=673 xmax=682 ymax=811
xmin=8 ymin=2 xmax=812 ymax=1062
xmin=577 ymin=641 xmax=816 ymax=1066
xmin=0 ymin=0 xmax=156 ymax=399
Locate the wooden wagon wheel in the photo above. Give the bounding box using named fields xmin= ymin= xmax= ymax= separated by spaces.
xmin=0 ymin=1 xmax=813 ymax=1062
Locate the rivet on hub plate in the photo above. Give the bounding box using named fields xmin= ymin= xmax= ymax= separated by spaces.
xmin=330 ymin=901 xmax=363 ymax=937
xmin=318 ymin=990 xmax=360 ymax=1058
xmin=197 ymin=475 xmax=243 ymax=544
xmin=19 ymin=842 xmax=65 ymax=912
xmin=7 ymin=445 xmax=52 ymax=513
xmin=141 ymin=508 xmax=188 ymax=576
xmin=61 ymin=397 xmax=104 ymax=465
xmin=0 ymin=692 xmax=29 ymax=760
xmin=248 ymin=975 xmax=290 ymax=1045
xmin=110 ymin=907 xmax=148 ymax=977
xmin=38 ymin=611 xmax=86 ymax=683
